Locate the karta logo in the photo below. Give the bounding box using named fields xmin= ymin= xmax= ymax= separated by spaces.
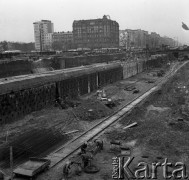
xmin=112 ymin=156 xmax=188 ymax=179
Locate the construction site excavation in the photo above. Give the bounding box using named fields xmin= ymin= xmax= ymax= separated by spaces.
xmin=0 ymin=51 xmax=189 ymax=180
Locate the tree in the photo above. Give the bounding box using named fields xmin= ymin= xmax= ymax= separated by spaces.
xmin=0 ymin=41 xmax=8 ymax=51
xmin=0 ymin=41 xmax=35 ymax=52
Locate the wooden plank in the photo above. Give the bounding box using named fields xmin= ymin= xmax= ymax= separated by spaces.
xmin=123 ymin=122 xmax=137 ymax=130
xmin=64 ymin=130 xmax=79 ymax=135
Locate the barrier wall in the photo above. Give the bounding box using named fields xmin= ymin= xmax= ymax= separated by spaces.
xmin=0 ymin=60 xmax=32 ymax=78
xmin=122 ymin=60 xmax=146 ymax=79
xmin=0 ymin=63 xmax=122 ymax=124
xmin=0 ymin=53 xmax=125 ymax=78
xmin=0 ymin=83 xmax=56 ymax=124
xmin=0 ymin=55 xmax=170 ymax=125
xmin=64 ymin=53 xmax=125 ymax=68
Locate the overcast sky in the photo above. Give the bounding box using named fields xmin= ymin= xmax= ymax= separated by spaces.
xmin=0 ymin=0 xmax=189 ymax=44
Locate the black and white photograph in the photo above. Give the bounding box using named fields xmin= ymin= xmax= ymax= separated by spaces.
xmin=0 ymin=0 xmax=189 ymax=179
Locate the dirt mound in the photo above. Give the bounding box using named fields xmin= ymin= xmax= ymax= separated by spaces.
xmin=73 ymin=100 xmax=112 ymax=121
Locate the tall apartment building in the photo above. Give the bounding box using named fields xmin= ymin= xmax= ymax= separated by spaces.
xmin=33 ymin=20 xmax=54 ymax=51
xmin=73 ymin=15 xmax=119 ymax=49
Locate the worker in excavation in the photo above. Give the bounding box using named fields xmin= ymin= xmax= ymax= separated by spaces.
xmin=80 ymin=142 xmax=88 ymax=154
xmin=94 ymin=139 xmax=103 ymax=151
xmin=81 ymin=152 xmax=93 ymax=168
xmin=62 ymin=161 xmax=72 ymax=179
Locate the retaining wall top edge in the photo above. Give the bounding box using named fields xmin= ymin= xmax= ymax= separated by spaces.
xmin=0 ymin=62 xmax=122 ymax=94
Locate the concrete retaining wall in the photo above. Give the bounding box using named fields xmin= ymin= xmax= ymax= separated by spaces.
xmin=0 ymin=63 xmax=122 ymax=124
xmin=0 ymin=60 xmax=32 ymax=78
xmin=122 ymin=60 xmax=146 ymax=79
xmin=0 ymin=53 xmax=125 ymax=78
xmin=0 ymin=55 xmax=170 ymax=125
xmin=63 ymin=53 xmax=125 ymax=68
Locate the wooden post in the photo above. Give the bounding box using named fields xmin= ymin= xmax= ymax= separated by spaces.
xmin=10 ymin=146 xmax=13 ymax=180
xmin=6 ymin=131 xmax=8 ymax=143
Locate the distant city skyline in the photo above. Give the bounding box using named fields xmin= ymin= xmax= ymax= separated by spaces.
xmin=0 ymin=0 xmax=189 ymax=45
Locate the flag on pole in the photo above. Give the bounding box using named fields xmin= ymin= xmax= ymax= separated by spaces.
xmin=182 ymin=22 xmax=189 ymax=30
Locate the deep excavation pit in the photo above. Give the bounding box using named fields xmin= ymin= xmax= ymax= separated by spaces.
xmin=0 ymin=57 xmax=179 ymax=179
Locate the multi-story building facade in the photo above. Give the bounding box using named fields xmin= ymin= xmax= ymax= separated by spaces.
xmin=33 ymin=20 xmax=54 ymax=51
xmin=160 ymin=36 xmax=175 ymax=47
xmin=128 ymin=29 xmax=149 ymax=49
xmin=44 ymin=33 xmax=53 ymax=50
xmin=148 ymin=32 xmax=161 ymax=49
xmin=52 ymin=31 xmax=73 ymax=42
xmin=44 ymin=31 xmax=74 ymax=51
xmin=120 ymin=29 xmax=149 ymax=50
xmin=73 ymin=15 xmax=119 ymax=49
xmin=120 ymin=28 xmax=176 ymax=50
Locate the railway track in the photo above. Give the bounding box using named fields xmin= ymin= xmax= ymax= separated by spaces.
xmin=42 ymin=61 xmax=188 ymax=172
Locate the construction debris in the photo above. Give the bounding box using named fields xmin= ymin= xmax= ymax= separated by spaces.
xmin=124 ymin=85 xmax=136 ymax=91
xmin=123 ymin=122 xmax=137 ymax=130
xmin=64 ymin=130 xmax=79 ymax=135
xmin=133 ymin=89 xmax=140 ymax=94
xmin=110 ymin=140 xmax=121 ymax=153
xmin=146 ymin=80 xmax=155 ymax=83
xmin=157 ymin=69 xmax=165 ymax=77
xmin=120 ymin=147 xmax=131 ymax=156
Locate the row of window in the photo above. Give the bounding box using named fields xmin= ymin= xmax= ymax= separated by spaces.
xmin=74 ymin=33 xmax=115 ymax=38
xmin=73 ymin=20 xmax=118 ymax=26
xmin=74 ymin=38 xmax=118 ymax=42
xmin=74 ymin=26 xmax=118 ymax=32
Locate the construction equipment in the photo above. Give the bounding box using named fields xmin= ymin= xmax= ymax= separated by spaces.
xmin=97 ymin=89 xmax=115 ymax=108
xmin=62 ymin=139 xmax=103 ymax=178
xmin=13 ymin=157 xmax=50 ymax=180
xmin=80 ymin=140 xmax=103 ymax=173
